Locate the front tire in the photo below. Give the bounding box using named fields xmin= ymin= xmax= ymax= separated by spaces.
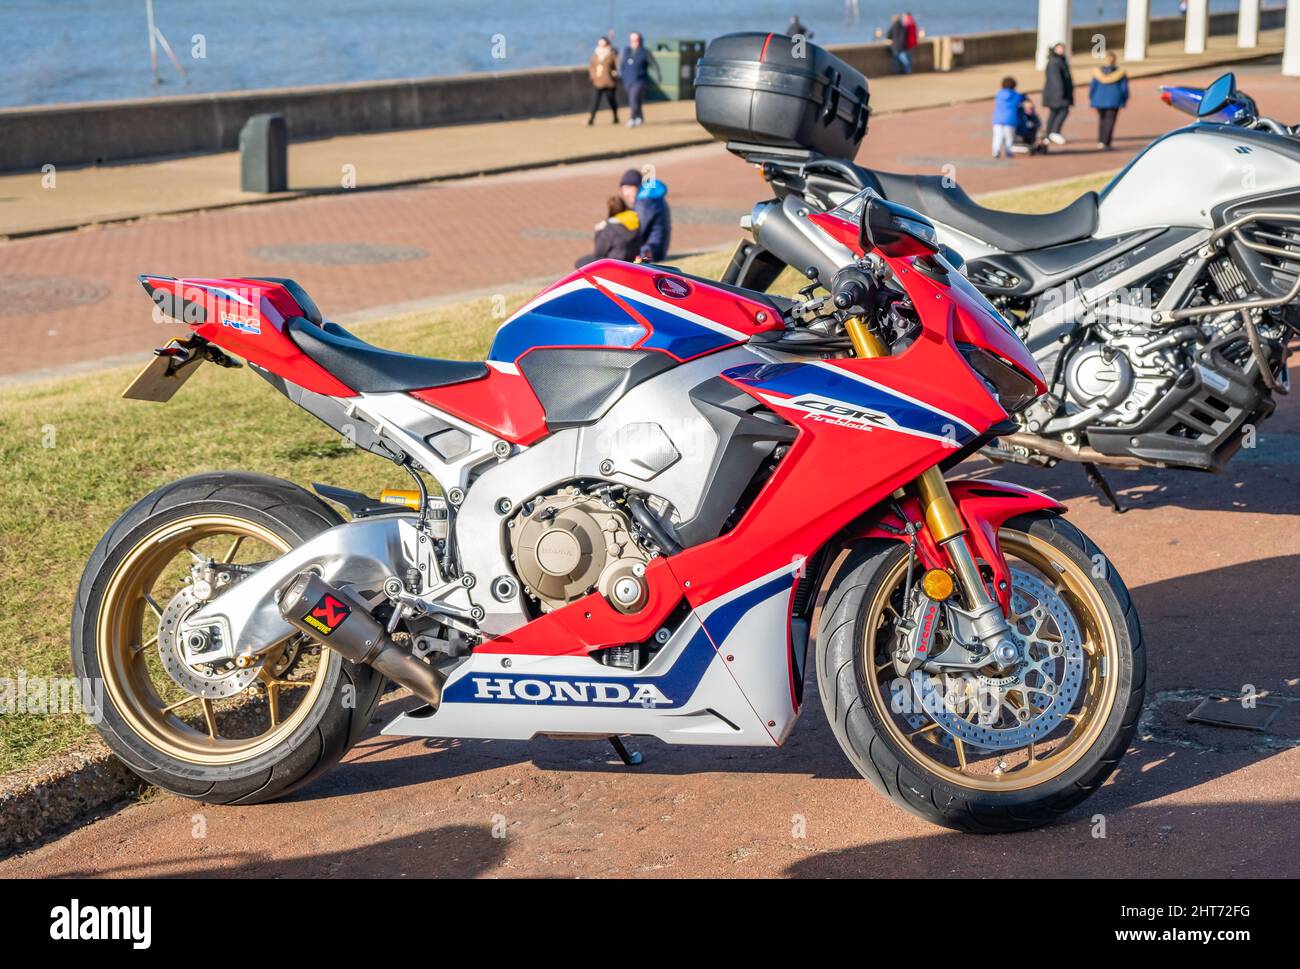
xmin=72 ymin=472 xmax=384 ymax=804
xmin=815 ymin=511 xmax=1144 ymax=833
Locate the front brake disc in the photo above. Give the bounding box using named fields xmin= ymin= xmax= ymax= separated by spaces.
xmin=902 ymin=566 xmax=1085 ymax=752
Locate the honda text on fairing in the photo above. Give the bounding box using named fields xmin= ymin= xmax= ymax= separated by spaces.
xmin=75 ymin=190 xmax=1143 ymax=833
xmin=710 ymin=54 xmax=1298 ymax=483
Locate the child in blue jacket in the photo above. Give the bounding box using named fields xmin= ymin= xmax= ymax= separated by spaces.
xmin=992 ymin=77 xmax=1025 ymax=159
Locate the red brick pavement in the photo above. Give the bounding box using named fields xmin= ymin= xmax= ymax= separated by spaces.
xmin=3 ymin=62 xmax=1297 ymax=381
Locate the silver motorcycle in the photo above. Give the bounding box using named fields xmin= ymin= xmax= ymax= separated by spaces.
xmin=722 ymin=72 xmax=1297 ymax=503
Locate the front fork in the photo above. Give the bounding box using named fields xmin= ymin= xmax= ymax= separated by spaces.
xmin=844 ymin=317 xmax=1015 ymax=654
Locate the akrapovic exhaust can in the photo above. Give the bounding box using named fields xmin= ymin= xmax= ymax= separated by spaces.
xmin=278 ymin=571 xmax=451 ymax=708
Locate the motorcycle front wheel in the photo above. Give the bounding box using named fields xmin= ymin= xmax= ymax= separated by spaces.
xmin=72 ymin=471 xmax=384 ymax=804
xmin=815 ymin=511 xmax=1144 ymax=833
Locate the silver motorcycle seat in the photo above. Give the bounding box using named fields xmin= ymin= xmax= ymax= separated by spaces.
xmin=870 ymin=170 xmax=1099 ymax=253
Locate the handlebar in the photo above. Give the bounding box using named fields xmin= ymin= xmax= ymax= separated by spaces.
xmin=830 ymin=267 xmax=874 ymax=313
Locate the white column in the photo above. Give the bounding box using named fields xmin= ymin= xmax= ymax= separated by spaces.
xmin=1285 ymin=0 xmax=1300 ymax=75
xmin=1036 ymin=0 xmax=1072 ymax=70
xmin=1125 ymin=0 xmax=1150 ymax=61
xmin=1185 ymin=0 xmax=1209 ymax=54
xmin=1238 ymin=0 xmax=1260 ymax=47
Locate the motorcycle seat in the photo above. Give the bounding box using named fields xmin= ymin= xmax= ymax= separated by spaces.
xmin=869 ymin=170 xmax=1099 ymax=253
xmin=286 ymin=316 xmax=488 ymax=393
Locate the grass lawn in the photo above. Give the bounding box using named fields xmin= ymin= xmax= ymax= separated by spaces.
xmin=0 ymin=173 xmax=1097 ymax=773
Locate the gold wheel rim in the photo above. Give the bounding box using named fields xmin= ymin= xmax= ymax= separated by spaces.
xmin=862 ymin=528 xmax=1120 ymax=792
xmin=97 ymin=514 xmax=335 ymax=766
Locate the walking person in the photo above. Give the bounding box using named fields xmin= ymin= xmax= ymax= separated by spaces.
xmin=902 ymin=11 xmax=919 ymax=49
xmin=787 ymin=15 xmax=813 ymax=39
xmin=587 ymin=36 xmax=619 ymax=126
xmin=1089 ymin=51 xmax=1129 ymax=150
xmin=1042 ymin=42 xmax=1074 ymax=145
xmin=620 ymin=32 xmax=660 ymax=128
xmin=992 ymin=77 xmax=1023 ymax=160
xmin=887 ymin=15 xmax=911 ymax=75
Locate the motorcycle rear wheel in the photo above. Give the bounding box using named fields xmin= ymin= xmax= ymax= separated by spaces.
xmin=815 ymin=511 xmax=1144 ymax=833
xmin=72 ymin=472 xmax=384 ymax=804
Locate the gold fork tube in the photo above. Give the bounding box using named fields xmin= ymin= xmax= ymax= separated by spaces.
xmin=844 ymin=315 xmax=966 ymax=544
xmin=844 ymin=315 xmax=999 ymax=623
xmin=843 ymin=316 xmax=889 ymax=359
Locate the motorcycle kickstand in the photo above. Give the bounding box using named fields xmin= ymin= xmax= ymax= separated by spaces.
xmin=1082 ymin=461 xmax=1126 ymax=514
xmin=608 ymin=735 xmax=643 ymax=766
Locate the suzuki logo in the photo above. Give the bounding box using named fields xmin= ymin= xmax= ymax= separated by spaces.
xmin=1234 ymin=145 xmax=1252 ymax=154
xmin=471 ymin=676 xmax=671 ymax=706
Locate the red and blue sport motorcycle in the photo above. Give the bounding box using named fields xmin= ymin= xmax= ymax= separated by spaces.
xmin=74 ymin=189 xmax=1143 ymax=832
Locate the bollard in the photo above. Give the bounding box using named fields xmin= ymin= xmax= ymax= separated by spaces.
xmin=239 ymin=113 xmax=288 ymax=193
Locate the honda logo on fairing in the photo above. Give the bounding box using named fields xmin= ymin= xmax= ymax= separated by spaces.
xmin=471 ymin=676 xmax=671 ymax=706
xmin=655 ymin=275 xmax=692 ymax=299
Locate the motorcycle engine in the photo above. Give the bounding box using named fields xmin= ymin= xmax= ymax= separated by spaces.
xmin=1062 ymin=336 xmax=1170 ymax=425
xmin=507 ymin=485 xmax=652 ymax=614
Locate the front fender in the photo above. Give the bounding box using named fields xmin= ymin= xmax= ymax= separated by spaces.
xmin=949 ymin=480 xmax=1064 ymax=613
xmin=848 ymin=479 xmax=1063 ymax=613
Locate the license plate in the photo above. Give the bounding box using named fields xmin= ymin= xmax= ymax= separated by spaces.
xmin=121 ymin=342 xmax=205 ymax=402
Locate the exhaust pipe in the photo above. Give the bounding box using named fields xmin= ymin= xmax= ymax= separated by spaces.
xmin=278 ymin=571 xmax=453 ymax=708
xmin=750 ymin=195 xmax=856 ymax=286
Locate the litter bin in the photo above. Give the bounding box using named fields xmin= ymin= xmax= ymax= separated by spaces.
xmin=648 ymin=38 xmax=706 ymax=101
xmin=239 ymin=113 xmax=288 ymax=193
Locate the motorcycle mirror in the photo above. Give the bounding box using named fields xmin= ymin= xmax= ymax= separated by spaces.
xmin=937 ymin=244 xmax=966 ymax=274
xmin=1197 ymin=72 xmax=1237 ymax=117
xmin=859 ymin=194 xmax=940 ymax=259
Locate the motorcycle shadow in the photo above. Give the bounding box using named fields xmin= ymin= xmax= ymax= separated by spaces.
xmin=287 ymin=677 xmax=864 ymax=805
xmin=964 ymin=451 xmax=1300 ymax=517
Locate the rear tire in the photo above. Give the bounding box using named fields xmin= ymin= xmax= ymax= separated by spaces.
xmin=72 ymin=471 xmax=384 ymax=805
xmin=815 ymin=511 xmax=1144 ymax=833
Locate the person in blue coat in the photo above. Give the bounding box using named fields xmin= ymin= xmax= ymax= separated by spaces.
xmin=619 ymin=168 xmax=672 ymax=262
xmin=1089 ymin=52 xmax=1129 ymax=150
xmin=620 ymin=32 xmax=661 ymax=128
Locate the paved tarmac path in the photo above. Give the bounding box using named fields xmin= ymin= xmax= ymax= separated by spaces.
xmin=4 ymin=63 xmax=1298 ymax=383
xmin=3 ymin=412 xmax=1298 ymax=877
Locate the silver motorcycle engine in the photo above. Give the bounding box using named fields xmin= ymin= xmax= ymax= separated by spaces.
xmin=1062 ymin=334 xmax=1171 ymax=426
xmin=507 ymin=485 xmax=652 ymax=614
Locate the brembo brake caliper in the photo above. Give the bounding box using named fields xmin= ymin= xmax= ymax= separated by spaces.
xmin=894 ymin=598 xmax=942 ymax=676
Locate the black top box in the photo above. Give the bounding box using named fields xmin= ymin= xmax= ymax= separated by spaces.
xmin=694 ymin=32 xmax=870 ymax=159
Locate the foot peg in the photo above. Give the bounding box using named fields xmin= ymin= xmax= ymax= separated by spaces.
xmin=279 ymin=571 xmax=455 ymax=708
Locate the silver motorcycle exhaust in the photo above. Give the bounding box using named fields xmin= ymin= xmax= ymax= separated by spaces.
xmin=278 ymin=571 xmax=454 ymax=709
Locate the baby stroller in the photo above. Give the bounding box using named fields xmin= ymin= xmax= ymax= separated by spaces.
xmin=1013 ymin=100 xmax=1048 ymax=154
